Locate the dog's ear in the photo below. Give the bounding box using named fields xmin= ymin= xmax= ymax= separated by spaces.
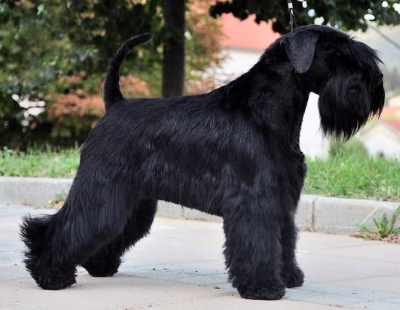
xmin=283 ymin=30 xmax=320 ymax=74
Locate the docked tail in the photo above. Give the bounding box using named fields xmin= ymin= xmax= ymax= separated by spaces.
xmin=103 ymin=33 xmax=153 ymax=110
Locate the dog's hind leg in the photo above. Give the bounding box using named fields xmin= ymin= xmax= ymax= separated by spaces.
xmin=81 ymin=199 xmax=157 ymax=277
xmin=280 ymin=212 xmax=304 ymax=288
xmin=21 ymin=181 xmax=134 ymax=290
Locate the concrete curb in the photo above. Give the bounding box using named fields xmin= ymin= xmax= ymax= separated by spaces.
xmin=0 ymin=177 xmax=398 ymax=234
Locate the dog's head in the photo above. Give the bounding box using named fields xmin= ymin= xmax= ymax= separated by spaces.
xmin=283 ymin=25 xmax=385 ymax=138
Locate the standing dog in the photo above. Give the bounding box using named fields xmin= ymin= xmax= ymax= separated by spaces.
xmin=22 ymin=25 xmax=385 ymax=300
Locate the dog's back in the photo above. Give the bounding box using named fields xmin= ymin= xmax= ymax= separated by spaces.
xmin=81 ymin=87 xmax=264 ymax=215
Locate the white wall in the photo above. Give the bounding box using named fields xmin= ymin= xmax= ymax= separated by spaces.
xmin=359 ymin=125 xmax=400 ymax=159
xmin=215 ymin=48 xmax=330 ymax=158
xmin=215 ymin=48 xmax=261 ymax=85
xmin=300 ymin=93 xmax=330 ymax=158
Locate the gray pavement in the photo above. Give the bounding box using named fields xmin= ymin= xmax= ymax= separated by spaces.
xmin=0 ymin=205 xmax=399 ymax=310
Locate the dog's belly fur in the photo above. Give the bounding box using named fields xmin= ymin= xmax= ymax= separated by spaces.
xmin=77 ymin=96 xmax=305 ymax=217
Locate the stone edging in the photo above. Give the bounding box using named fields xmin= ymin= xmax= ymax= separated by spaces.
xmin=0 ymin=176 xmax=398 ymax=234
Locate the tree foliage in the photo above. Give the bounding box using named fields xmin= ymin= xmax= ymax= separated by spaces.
xmin=210 ymin=0 xmax=400 ymax=33
xmin=1 ymin=0 xmax=399 ymax=148
xmin=0 ymin=0 xmax=222 ymax=147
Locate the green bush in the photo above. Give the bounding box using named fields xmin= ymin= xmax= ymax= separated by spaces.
xmin=359 ymin=207 xmax=400 ymax=239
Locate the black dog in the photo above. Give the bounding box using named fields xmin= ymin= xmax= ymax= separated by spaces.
xmin=21 ymin=25 xmax=385 ymax=300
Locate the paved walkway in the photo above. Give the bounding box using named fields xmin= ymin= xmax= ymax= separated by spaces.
xmin=0 ymin=205 xmax=399 ymax=310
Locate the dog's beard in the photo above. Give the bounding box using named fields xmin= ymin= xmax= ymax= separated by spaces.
xmin=370 ymin=80 xmax=385 ymax=116
xmin=318 ymin=75 xmax=381 ymax=139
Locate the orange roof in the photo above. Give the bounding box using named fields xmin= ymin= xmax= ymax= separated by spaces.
xmin=221 ymin=14 xmax=280 ymax=51
xmin=385 ymin=120 xmax=400 ymax=131
xmin=381 ymin=106 xmax=400 ymax=131
xmin=382 ymin=106 xmax=400 ymax=120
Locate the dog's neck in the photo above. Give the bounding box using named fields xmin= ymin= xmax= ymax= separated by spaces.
xmin=221 ymin=58 xmax=310 ymax=152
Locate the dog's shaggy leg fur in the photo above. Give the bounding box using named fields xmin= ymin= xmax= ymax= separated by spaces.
xmin=280 ymin=213 xmax=304 ymax=288
xmin=21 ymin=215 xmax=77 ymax=290
xmin=81 ymin=199 xmax=157 ymax=277
xmin=21 ymin=180 xmax=134 ymax=289
xmin=223 ymin=193 xmax=285 ymax=300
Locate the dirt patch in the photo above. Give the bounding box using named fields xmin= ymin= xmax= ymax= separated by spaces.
xmin=352 ymin=232 xmax=400 ymax=244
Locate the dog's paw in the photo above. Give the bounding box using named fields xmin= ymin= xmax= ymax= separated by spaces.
xmin=282 ymin=265 xmax=304 ymax=288
xmin=82 ymin=257 xmax=121 ymax=278
xmin=34 ymin=268 xmax=76 ymax=290
xmin=238 ymin=285 xmax=286 ymax=300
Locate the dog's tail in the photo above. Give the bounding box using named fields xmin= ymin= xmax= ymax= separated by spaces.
xmin=103 ymin=33 xmax=153 ymax=110
xmin=20 ymin=215 xmax=51 ymax=274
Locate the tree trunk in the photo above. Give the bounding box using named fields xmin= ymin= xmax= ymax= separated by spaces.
xmin=162 ymin=0 xmax=186 ymax=97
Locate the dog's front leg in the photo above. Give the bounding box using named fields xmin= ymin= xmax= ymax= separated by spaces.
xmin=222 ymin=196 xmax=285 ymax=300
xmin=280 ymin=212 xmax=304 ymax=288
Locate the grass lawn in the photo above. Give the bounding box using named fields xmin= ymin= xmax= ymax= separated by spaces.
xmin=0 ymin=148 xmax=79 ymax=178
xmin=306 ymin=154 xmax=400 ymax=201
xmin=1 ymin=143 xmax=399 ymax=201
xmin=305 ymin=140 xmax=400 ymax=201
